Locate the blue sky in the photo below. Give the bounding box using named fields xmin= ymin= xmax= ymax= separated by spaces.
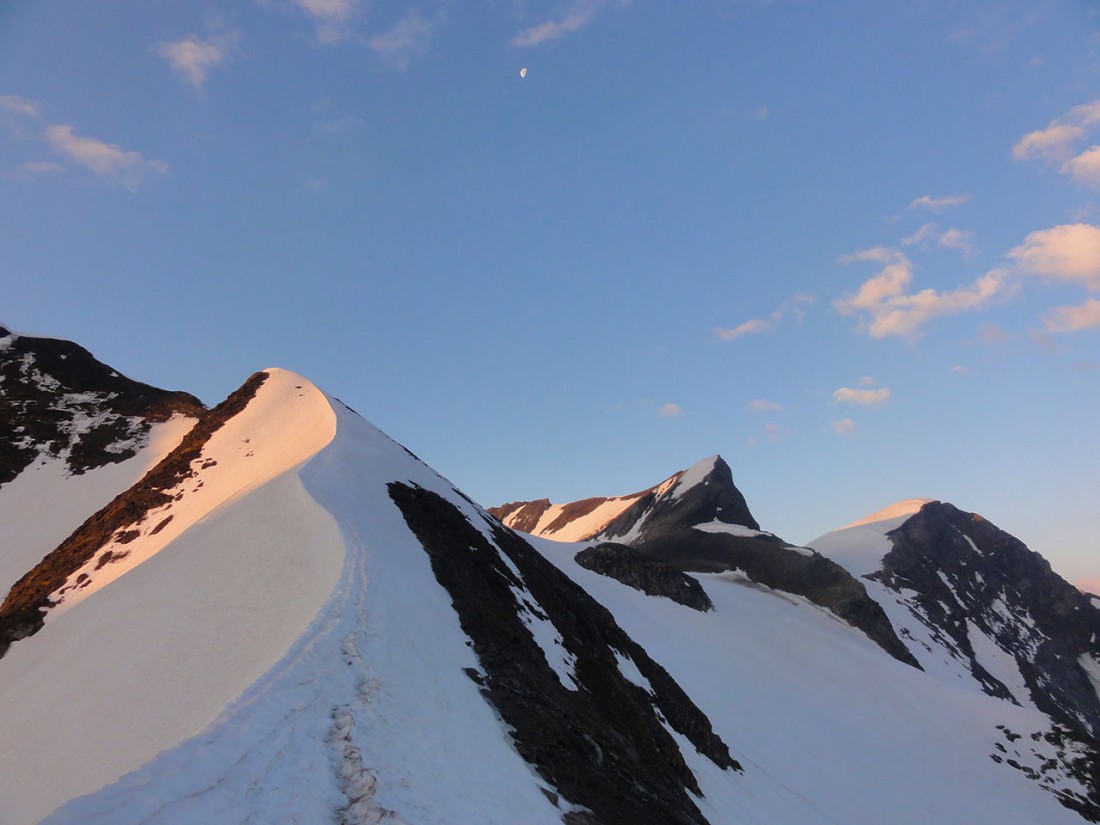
xmin=2 ymin=1 xmax=1099 ymax=590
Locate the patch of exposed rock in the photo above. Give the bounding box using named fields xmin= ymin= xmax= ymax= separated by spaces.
xmin=574 ymin=544 xmax=713 ymax=612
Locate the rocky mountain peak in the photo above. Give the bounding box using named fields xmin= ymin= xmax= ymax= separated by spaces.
xmin=871 ymin=501 xmax=1100 ymax=740
xmin=599 ymin=454 xmax=760 ymax=543
xmin=0 ymin=327 xmax=204 ymax=486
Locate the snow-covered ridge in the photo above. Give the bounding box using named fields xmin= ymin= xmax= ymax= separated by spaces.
xmin=840 ymin=497 xmax=934 ymax=530
xmin=0 ymin=369 xmax=346 ymax=823
xmin=528 ymin=494 xmax=646 ymax=542
xmin=46 ymin=369 xmax=339 ymax=618
xmin=809 ymin=498 xmax=934 ymax=578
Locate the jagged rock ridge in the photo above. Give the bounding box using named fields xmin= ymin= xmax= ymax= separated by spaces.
xmin=495 ymin=456 xmax=918 ymax=667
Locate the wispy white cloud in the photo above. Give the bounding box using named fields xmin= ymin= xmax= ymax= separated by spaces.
xmin=908 ymin=193 xmax=969 ymax=213
xmin=833 ymin=386 xmax=891 ymax=406
xmin=0 ymin=95 xmax=41 ymax=118
xmin=45 ymin=124 xmax=168 ymax=188
xmin=1042 ymin=298 xmax=1100 ymax=333
xmin=159 ymin=30 xmax=238 ymax=91
xmin=714 ymin=318 xmax=769 ymax=341
xmin=835 ymin=247 xmax=1010 ymax=338
xmin=511 ymin=0 xmax=609 ymax=47
xmin=298 ymin=0 xmax=356 ymax=23
xmin=950 ymin=364 xmax=971 ymax=375
xmin=901 ymin=223 xmax=976 ymax=257
xmin=901 ymin=222 xmax=938 ymax=247
xmin=832 ymin=418 xmax=855 ymax=435
xmin=745 ymin=399 xmax=783 ymax=413
xmin=1008 ymin=223 xmax=1100 ymax=291
xmin=715 ymin=292 xmax=814 ymax=341
xmin=938 ymin=228 xmax=976 ymax=257
xmin=296 ymin=0 xmax=359 ymax=43
xmin=658 ymin=403 xmax=684 ymax=418
xmin=368 ymin=11 xmax=434 ymax=68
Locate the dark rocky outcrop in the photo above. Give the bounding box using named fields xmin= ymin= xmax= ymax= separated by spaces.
xmin=633 ymin=526 xmax=919 ymax=667
xmin=0 ymin=326 xmax=205 ymax=486
xmin=993 ymin=723 xmax=1100 ymax=822
xmin=872 ymin=501 xmax=1100 ymax=740
xmin=574 ymin=544 xmax=713 ymax=612
xmin=0 ymin=372 xmax=268 ymax=658
xmin=389 ymin=482 xmax=739 ymax=825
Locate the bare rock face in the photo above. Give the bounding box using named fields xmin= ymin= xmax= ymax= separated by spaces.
xmin=0 ymin=325 xmax=205 ymax=486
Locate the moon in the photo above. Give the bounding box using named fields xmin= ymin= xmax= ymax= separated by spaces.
xmin=519 ymin=67 xmax=527 ymax=78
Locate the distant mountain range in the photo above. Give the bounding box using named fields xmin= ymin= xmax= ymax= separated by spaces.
xmin=1 ymin=324 xmax=1098 ymax=824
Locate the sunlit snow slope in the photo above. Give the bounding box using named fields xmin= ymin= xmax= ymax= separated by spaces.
xmin=0 ymin=370 xmax=344 ymax=824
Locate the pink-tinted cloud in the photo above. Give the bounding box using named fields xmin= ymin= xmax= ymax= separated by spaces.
xmin=1009 ymin=224 xmax=1100 ymax=291
xmin=715 ymin=292 xmax=813 ymax=341
xmin=745 ymin=399 xmax=783 ymax=413
xmin=833 ymin=386 xmax=891 ymax=406
xmin=832 ymin=418 xmax=855 ymax=435
xmin=1042 ymin=298 xmax=1100 ymax=333
xmin=368 ymin=11 xmax=434 ymax=68
xmin=45 ymin=124 xmax=168 ymax=188
xmin=512 ymin=1 xmax=603 ymax=47
xmin=908 ymin=193 xmax=969 ymax=213
xmin=1014 ymin=100 xmax=1100 ymax=163
xmin=159 ymin=31 xmax=238 ymax=90
xmin=835 ymin=247 xmax=1009 ymax=338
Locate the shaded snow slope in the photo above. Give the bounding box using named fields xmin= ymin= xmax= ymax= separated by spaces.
xmin=531 ymin=533 xmax=1096 ymax=824
xmin=0 ymin=370 xmax=344 ymax=823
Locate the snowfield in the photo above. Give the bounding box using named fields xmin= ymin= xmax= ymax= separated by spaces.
xmin=0 ymin=371 xmax=1094 ymax=824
